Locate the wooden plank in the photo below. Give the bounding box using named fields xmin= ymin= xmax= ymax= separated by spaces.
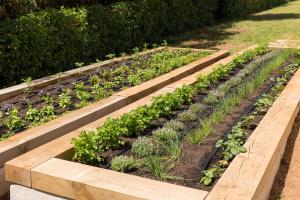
xmin=206 ymin=69 xmax=300 ymax=200
xmin=4 ymin=46 xmax=256 ymax=190
xmin=31 ymin=158 xmax=208 ymax=200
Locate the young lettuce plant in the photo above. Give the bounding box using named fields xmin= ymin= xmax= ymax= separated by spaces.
xmin=5 ymin=108 xmax=24 ymax=131
xmin=59 ymin=89 xmax=72 ymax=109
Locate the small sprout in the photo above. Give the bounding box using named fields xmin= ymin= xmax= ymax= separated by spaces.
xmin=41 ymin=94 xmax=53 ymax=105
xmin=132 ymin=137 xmax=154 ymax=158
xmin=105 ymin=54 xmax=116 ymax=60
xmin=161 ymin=40 xmax=168 ymax=47
xmin=22 ymin=77 xmax=32 ymax=95
xmin=164 ymin=120 xmax=184 ymax=132
xmin=89 ymin=75 xmax=100 ymax=85
xmin=177 ymin=110 xmax=197 ymax=122
xmin=132 ymin=47 xmax=139 ymax=54
xmin=75 ymin=62 xmax=85 ymax=74
xmin=111 ymin=156 xmax=137 ymax=172
xmin=143 ymin=43 xmax=148 ymax=51
xmin=120 ymin=52 xmax=126 ymax=57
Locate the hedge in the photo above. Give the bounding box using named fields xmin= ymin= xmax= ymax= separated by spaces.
xmin=0 ymin=0 xmax=290 ymax=88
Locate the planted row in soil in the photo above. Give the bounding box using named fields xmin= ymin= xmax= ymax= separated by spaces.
xmin=0 ymin=48 xmax=210 ymax=140
xmin=109 ymin=50 xmax=299 ymax=190
xmin=70 ymin=46 xmax=279 ymax=189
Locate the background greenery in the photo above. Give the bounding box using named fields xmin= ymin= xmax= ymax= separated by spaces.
xmin=0 ymin=0 xmax=290 ymax=88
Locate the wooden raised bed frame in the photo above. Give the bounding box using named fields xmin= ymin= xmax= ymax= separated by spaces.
xmin=0 ymin=48 xmax=229 ymax=197
xmin=6 ymin=46 xmax=288 ymax=200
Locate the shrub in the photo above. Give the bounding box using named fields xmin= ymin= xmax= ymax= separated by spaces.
xmin=132 ymin=137 xmax=154 ymax=158
xmin=177 ymin=110 xmax=197 ymax=122
xmin=153 ymin=128 xmax=178 ymax=144
xmin=164 ymin=120 xmax=184 ymax=132
xmin=111 ymin=156 xmax=137 ymax=172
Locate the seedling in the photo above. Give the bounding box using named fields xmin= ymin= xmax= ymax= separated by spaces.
xmin=5 ymin=108 xmax=24 ymax=131
xmin=59 ymin=89 xmax=72 ymax=109
xmin=22 ymin=77 xmax=32 ymax=95
xmin=105 ymin=53 xmax=116 ymax=60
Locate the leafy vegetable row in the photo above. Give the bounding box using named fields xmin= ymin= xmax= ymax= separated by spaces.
xmin=72 ymin=46 xmax=269 ymax=165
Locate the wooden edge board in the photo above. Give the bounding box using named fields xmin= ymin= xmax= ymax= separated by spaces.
xmin=205 ymin=68 xmax=300 ymax=200
xmin=31 ymin=158 xmax=208 ymax=200
xmin=0 ymin=50 xmax=228 ymax=170
xmin=4 ymin=46 xmax=257 ymax=191
xmin=0 ymin=47 xmax=169 ymax=102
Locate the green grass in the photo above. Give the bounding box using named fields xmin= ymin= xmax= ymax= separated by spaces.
xmin=169 ymin=0 xmax=300 ymax=52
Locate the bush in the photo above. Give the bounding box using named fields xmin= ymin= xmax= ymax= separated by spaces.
xmin=111 ymin=156 xmax=137 ymax=172
xmin=132 ymin=137 xmax=154 ymax=158
xmin=0 ymin=0 xmax=216 ymax=88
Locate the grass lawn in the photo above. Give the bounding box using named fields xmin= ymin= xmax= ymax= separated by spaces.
xmin=169 ymin=0 xmax=300 ymax=52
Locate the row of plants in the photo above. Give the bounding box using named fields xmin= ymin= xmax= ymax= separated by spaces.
xmin=107 ymin=49 xmax=287 ymax=182
xmin=72 ymin=46 xmax=269 ymax=165
xmin=0 ymin=48 xmax=210 ymax=141
xmin=200 ymin=61 xmax=299 ymax=186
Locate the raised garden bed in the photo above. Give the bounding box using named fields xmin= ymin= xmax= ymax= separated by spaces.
xmin=0 ymin=47 xmax=230 ymax=198
xmin=6 ymin=46 xmax=299 ymax=200
xmin=0 ymin=47 xmax=215 ymax=141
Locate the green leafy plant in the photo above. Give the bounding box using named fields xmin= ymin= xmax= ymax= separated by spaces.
xmin=25 ymin=105 xmax=41 ymax=124
xmin=5 ymin=108 xmax=24 ymax=131
xmin=91 ymin=84 xmax=106 ymax=100
xmin=200 ymin=167 xmax=222 ymax=186
xmin=22 ymin=77 xmax=33 ymax=95
xmin=59 ymin=89 xmax=72 ymax=109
